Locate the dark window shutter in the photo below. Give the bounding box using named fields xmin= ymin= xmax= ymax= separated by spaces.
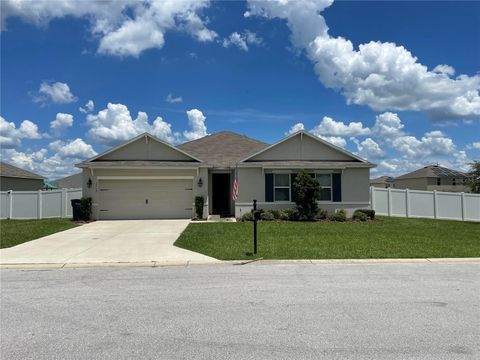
xmin=332 ymin=173 xmax=342 ymax=202
xmin=265 ymin=174 xmax=274 ymax=202
xmin=290 ymin=173 xmax=298 ymax=202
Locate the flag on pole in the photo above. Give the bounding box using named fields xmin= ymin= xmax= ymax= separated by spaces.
xmin=232 ymin=171 xmax=239 ymax=201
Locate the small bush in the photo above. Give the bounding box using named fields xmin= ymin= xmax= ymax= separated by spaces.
xmin=284 ymin=208 xmax=300 ymax=221
xmin=268 ymin=209 xmax=282 ymax=219
xmin=352 ymin=211 xmax=368 ymax=222
xmin=315 ymin=208 xmax=328 ymax=220
xmin=194 ymin=196 xmax=204 ymax=219
xmin=278 ymin=210 xmax=290 ymax=221
xmin=260 ymin=211 xmax=275 ymax=221
xmin=330 ymin=209 xmax=347 ymax=222
xmin=357 ymin=209 xmax=375 ymax=220
xmin=80 ymin=197 xmax=92 ymax=221
xmin=241 ymin=212 xmax=253 ymax=222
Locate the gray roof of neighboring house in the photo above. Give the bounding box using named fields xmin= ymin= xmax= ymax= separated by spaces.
xmin=0 ymin=161 xmax=45 ymax=180
xmin=396 ymin=165 xmax=466 ymax=180
xmin=53 ymin=173 xmax=83 ymax=188
xmin=177 ymin=131 xmax=268 ymax=167
xmin=370 ymin=176 xmax=395 ymax=183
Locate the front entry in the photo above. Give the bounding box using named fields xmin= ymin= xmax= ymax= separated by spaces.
xmin=212 ymin=173 xmax=231 ymax=216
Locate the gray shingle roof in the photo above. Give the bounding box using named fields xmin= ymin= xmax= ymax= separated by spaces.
xmin=53 ymin=173 xmax=83 ymax=188
xmin=370 ymin=176 xmax=395 ymax=183
xmin=0 ymin=161 xmax=45 ymax=180
xmin=396 ymin=165 xmax=466 ymax=180
xmin=177 ymin=131 xmax=268 ymax=167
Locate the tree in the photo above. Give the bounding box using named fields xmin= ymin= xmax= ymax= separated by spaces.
xmin=293 ymin=170 xmax=321 ymax=220
xmin=466 ymin=160 xmax=480 ymax=193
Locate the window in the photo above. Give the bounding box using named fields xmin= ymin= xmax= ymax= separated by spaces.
xmin=315 ymin=174 xmax=332 ymax=201
xmin=274 ymin=174 xmax=290 ymax=202
xmin=452 ymin=178 xmax=456 ymax=186
xmin=437 ymin=178 xmax=441 ymax=186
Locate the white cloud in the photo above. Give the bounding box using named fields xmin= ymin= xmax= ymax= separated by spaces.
xmin=247 ymin=0 xmax=480 ymax=119
xmin=311 ymin=116 xmax=370 ymax=137
xmin=50 ymin=113 xmax=73 ymax=135
xmin=165 ymin=93 xmax=183 ymax=104
xmin=2 ymin=0 xmax=217 ymax=57
xmin=317 ymin=135 xmax=346 ymax=148
xmin=0 ymin=116 xmax=42 ymax=148
xmin=1 ymin=138 xmax=96 ymax=179
xmin=468 ymin=142 xmax=480 ymax=150
xmin=285 ymin=122 xmax=305 ymax=135
xmin=222 ymin=30 xmax=263 ymax=51
xmin=79 ymin=100 xmax=94 ymax=114
xmin=33 ymin=81 xmax=77 ymax=104
xmin=184 ymin=109 xmax=208 ymax=141
xmin=355 ymin=138 xmax=385 ymax=159
xmin=371 ymin=112 xmax=404 ymax=140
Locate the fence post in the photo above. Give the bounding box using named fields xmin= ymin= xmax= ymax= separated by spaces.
xmin=37 ymin=190 xmax=42 ymax=219
xmin=370 ymin=186 xmax=375 ymax=210
xmin=405 ymin=188 xmax=410 ymax=218
xmin=387 ymin=188 xmax=392 ymax=216
xmin=461 ymin=192 xmax=465 ymax=221
xmin=433 ymin=190 xmax=438 ymax=219
xmin=7 ymin=190 xmax=13 ymax=219
xmin=62 ymin=188 xmax=67 ymax=218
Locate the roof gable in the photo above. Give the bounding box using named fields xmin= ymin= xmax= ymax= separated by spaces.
xmin=396 ymin=165 xmax=466 ymax=180
xmin=86 ymin=133 xmax=201 ymax=163
xmin=177 ymin=131 xmax=268 ymax=167
xmin=243 ymin=131 xmax=367 ymax=163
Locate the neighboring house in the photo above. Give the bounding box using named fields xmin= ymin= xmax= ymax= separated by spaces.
xmin=76 ymin=131 xmax=375 ymax=220
xmin=394 ymin=165 xmax=469 ymax=192
xmin=53 ymin=173 xmax=83 ymax=189
xmin=0 ymin=161 xmax=45 ymax=191
xmin=370 ymin=176 xmax=395 ymax=188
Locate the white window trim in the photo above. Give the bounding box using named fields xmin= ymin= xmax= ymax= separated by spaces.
xmin=274 ymin=173 xmax=291 ymax=202
xmin=315 ymin=173 xmax=332 ymax=202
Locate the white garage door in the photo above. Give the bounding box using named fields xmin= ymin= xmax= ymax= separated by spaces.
xmin=99 ymin=179 xmax=193 ymax=220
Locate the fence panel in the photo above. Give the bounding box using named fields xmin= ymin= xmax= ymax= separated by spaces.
xmin=0 ymin=188 xmax=82 ymax=219
xmin=371 ymin=187 xmax=480 ymax=222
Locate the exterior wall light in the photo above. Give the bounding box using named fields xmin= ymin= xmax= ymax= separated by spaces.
xmin=197 ymin=178 xmax=203 ymax=187
xmin=87 ymin=178 xmax=93 ymax=188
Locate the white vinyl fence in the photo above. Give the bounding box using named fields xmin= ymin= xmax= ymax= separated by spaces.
xmin=0 ymin=188 xmax=82 ymax=219
xmin=371 ymin=187 xmax=480 ymax=222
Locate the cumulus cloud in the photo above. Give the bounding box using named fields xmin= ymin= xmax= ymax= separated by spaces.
xmin=355 ymin=138 xmax=385 ymax=159
xmin=165 ymin=93 xmax=183 ymax=104
xmin=246 ymin=0 xmax=480 ymax=119
xmin=184 ymin=109 xmax=208 ymax=141
xmin=285 ymin=120 xmax=346 ymax=148
xmin=311 ymin=116 xmax=370 ymax=137
xmin=285 ymin=122 xmax=305 ymax=135
xmin=33 ymin=81 xmax=77 ymax=104
xmin=1 ymin=138 xmax=96 ymax=179
xmin=371 ymin=112 xmax=404 ymax=140
xmin=0 ymin=116 xmax=42 ymax=148
xmin=50 ymin=113 xmax=74 ymax=135
xmin=468 ymin=142 xmax=480 ymax=150
xmin=79 ymin=100 xmax=94 ymax=114
xmin=222 ymin=30 xmax=263 ymax=51
xmin=2 ymin=0 xmax=217 ymax=57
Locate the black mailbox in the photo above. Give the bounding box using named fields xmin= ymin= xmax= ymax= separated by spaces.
xmin=253 ymin=210 xmax=261 ymax=221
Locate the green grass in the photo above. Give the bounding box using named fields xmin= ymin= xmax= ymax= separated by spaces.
xmin=0 ymin=219 xmax=79 ymax=249
xmin=175 ymin=217 xmax=480 ymax=260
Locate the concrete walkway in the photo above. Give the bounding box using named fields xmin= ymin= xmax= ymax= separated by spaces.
xmin=0 ymin=220 xmax=219 ymax=266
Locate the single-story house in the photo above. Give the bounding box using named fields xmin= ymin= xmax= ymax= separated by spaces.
xmin=370 ymin=176 xmax=394 ymax=188
xmin=53 ymin=172 xmax=83 ymax=189
xmin=0 ymin=161 xmax=45 ymax=191
xmin=394 ymin=165 xmax=470 ymax=192
xmin=76 ymin=130 xmax=375 ymax=220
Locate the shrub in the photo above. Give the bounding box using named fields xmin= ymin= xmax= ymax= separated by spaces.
xmin=293 ymin=170 xmax=321 ymax=221
xmin=278 ymin=210 xmax=290 ymax=221
xmin=352 ymin=210 xmax=368 ymax=222
xmin=194 ymin=196 xmax=204 ymax=219
xmin=241 ymin=212 xmax=253 ymax=222
xmin=80 ymin=197 xmax=92 ymax=221
xmin=330 ymin=209 xmax=347 ymax=222
xmin=268 ymin=209 xmax=282 ymax=219
xmin=260 ymin=211 xmax=275 ymax=221
xmin=357 ymin=209 xmax=375 ymax=220
xmin=315 ymin=208 xmax=328 ymax=220
xmin=285 ymin=208 xmax=300 ymax=221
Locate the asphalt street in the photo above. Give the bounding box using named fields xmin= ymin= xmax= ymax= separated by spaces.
xmin=1 ymin=262 xmax=479 ymax=359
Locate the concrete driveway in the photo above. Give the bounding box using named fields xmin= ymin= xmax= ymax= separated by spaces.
xmin=0 ymin=220 xmax=218 ymax=266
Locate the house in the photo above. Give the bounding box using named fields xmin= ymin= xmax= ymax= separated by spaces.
xmin=370 ymin=176 xmax=395 ymax=188
xmin=76 ymin=130 xmax=375 ymax=220
xmin=394 ymin=165 xmax=469 ymax=192
xmin=53 ymin=173 xmax=83 ymax=189
xmin=0 ymin=161 xmax=45 ymax=191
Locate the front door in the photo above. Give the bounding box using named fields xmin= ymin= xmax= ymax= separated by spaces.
xmin=212 ymin=173 xmax=230 ymax=215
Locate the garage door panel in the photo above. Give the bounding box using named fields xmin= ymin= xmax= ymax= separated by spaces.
xmin=99 ymin=179 xmax=193 ymax=220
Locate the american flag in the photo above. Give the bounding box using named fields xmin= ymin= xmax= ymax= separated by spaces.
xmin=232 ymin=175 xmax=239 ymax=201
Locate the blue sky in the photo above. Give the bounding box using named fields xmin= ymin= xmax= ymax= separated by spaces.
xmin=1 ymin=0 xmax=479 ymax=179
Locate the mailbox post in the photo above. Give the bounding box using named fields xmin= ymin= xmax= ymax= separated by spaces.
xmin=253 ymin=199 xmax=258 ymax=254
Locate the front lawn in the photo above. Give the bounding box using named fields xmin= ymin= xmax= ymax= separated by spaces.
xmin=0 ymin=219 xmax=79 ymax=249
xmin=175 ymin=217 xmax=480 ymax=260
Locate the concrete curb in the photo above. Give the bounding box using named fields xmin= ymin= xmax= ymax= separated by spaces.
xmin=1 ymin=257 xmax=480 ymax=270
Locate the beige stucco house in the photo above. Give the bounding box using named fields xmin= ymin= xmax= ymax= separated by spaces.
xmin=394 ymin=165 xmax=470 ymax=192
xmin=370 ymin=176 xmax=394 ymax=188
xmin=76 ymin=130 xmax=375 ymax=220
xmin=0 ymin=161 xmax=45 ymax=191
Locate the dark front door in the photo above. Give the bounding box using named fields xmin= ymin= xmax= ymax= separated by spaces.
xmin=212 ymin=173 xmax=230 ymax=215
